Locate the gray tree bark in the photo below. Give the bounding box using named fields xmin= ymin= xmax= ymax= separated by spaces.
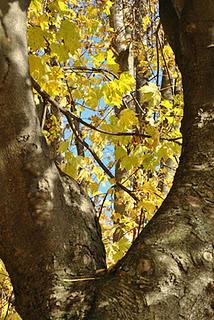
xmin=0 ymin=1 xmax=105 ymax=319
xmin=0 ymin=1 xmax=213 ymax=320
xmin=111 ymin=0 xmax=147 ymax=242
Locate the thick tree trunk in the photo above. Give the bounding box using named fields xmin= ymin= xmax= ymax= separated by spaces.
xmin=0 ymin=1 xmax=105 ymax=319
xmin=0 ymin=1 xmax=213 ymax=320
xmin=88 ymin=1 xmax=214 ymax=319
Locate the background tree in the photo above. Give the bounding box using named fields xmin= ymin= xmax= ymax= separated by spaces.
xmin=110 ymin=0 xmax=182 ymax=245
xmin=0 ymin=0 xmax=213 ymax=319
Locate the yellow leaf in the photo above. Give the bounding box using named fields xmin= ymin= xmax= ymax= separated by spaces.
xmin=142 ymin=15 xmax=151 ymax=29
xmin=109 ymin=178 xmax=115 ymax=184
xmin=29 ymin=55 xmax=47 ymax=79
xmin=58 ymin=20 xmax=80 ymax=54
xmin=113 ymin=212 xmax=122 ymax=221
xmin=115 ymin=146 xmax=127 ymax=160
xmin=118 ymin=72 xmax=135 ymax=93
xmin=160 ymin=99 xmax=172 ymax=109
xmin=90 ymin=182 xmax=99 ymax=196
xmin=139 ymin=83 xmax=161 ymax=107
xmin=103 ymin=0 xmax=113 ymax=15
xmin=152 ymin=128 xmax=160 ymax=149
xmin=58 ymin=0 xmax=67 ymax=11
xmin=28 ymin=27 xmax=46 ymax=50
xmin=58 ymin=140 xmax=70 ymax=153
xmin=119 ymin=109 xmax=138 ymax=127
xmin=143 ymin=181 xmax=156 ymax=195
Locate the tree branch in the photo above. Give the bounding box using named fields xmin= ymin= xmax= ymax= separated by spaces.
xmin=63 ymin=115 xmax=139 ymax=202
xmin=32 ymin=78 xmax=182 ymax=144
xmin=31 ymin=78 xmax=138 ymax=202
xmin=64 ymin=66 xmax=146 ymax=114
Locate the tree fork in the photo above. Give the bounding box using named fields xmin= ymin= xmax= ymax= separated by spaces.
xmin=0 ymin=1 xmax=213 ymax=319
xmin=88 ymin=1 xmax=214 ymax=318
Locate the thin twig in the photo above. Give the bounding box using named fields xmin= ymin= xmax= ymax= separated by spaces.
xmin=98 ymin=187 xmax=113 ymax=220
xmin=70 ymin=122 xmax=138 ymax=202
xmin=156 ymin=32 xmax=160 ymax=87
xmin=41 ymin=100 xmax=48 ymax=130
xmin=64 ymin=66 xmax=117 ymax=80
xmin=157 ymin=35 xmax=174 ymax=95
xmin=137 ymin=208 xmax=144 ymax=237
xmin=3 ymin=291 xmax=13 ymax=320
xmin=72 ymin=114 xmax=151 ymax=138
xmin=64 ymin=66 xmax=145 ymax=114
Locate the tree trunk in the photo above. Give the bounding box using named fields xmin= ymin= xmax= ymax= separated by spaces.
xmin=111 ymin=0 xmax=135 ymax=217
xmin=0 ymin=1 xmax=105 ymax=319
xmin=111 ymin=0 xmax=147 ymax=242
xmin=88 ymin=0 xmax=214 ymax=318
xmin=0 ymin=1 xmax=213 ymax=320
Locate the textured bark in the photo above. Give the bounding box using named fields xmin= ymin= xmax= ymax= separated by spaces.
xmin=0 ymin=1 xmax=213 ymax=320
xmin=0 ymin=1 xmax=105 ymax=319
xmin=88 ymin=1 xmax=214 ymax=319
